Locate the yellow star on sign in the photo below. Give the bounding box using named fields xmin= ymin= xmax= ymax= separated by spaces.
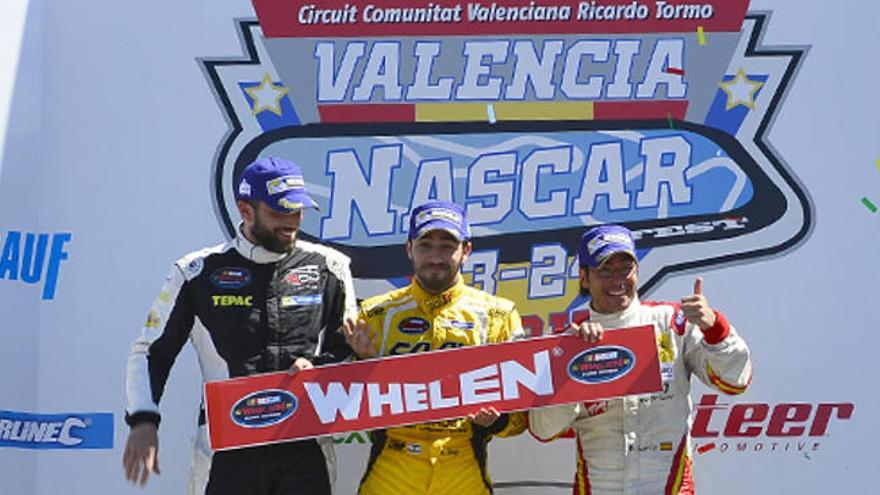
xmin=245 ymin=73 xmax=289 ymax=116
xmin=718 ymin=67 xmax=764 ymax=111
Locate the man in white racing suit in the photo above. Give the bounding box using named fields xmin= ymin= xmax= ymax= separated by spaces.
xmin=529 ymin=224 xmax=752 ymax=495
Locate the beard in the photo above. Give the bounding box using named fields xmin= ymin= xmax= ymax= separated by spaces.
xmin=414 ymin=262 xmax=459 ymax=293
xmin=250 ymin=216 xmax=296 ymax=254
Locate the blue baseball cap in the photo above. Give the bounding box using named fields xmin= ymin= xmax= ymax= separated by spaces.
xmin=235 ymin=157 xmax=318 ymax=213
xmin=578 ymin=224 xmax=637 ymax=268
xmin=408 ymin=201 xmax=470 ymax=241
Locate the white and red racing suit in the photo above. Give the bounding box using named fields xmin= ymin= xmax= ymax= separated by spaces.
xmin=529 ymin=297 xmax=752 ymax=495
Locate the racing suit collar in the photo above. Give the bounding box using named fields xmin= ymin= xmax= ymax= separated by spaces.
xmin=588 ymin=296 xmax=641 ymax=323
xmin=411 ymin=277 xmax=466 ymax=313
xmin=233 ymin=223 xmax=290 ymax=264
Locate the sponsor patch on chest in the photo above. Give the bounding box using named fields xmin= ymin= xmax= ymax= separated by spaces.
xmin=281 ymin=294 xmax=323 ymax=307
xmin=398 ymin=317 xmax=430 ymax=334
xmin=284 ymin=265 xmax=320 ymax=287
xmin=439 ymin=319 xmax=474 ymax=331
xmin=210 ymin=267 xmax=252 ymax=289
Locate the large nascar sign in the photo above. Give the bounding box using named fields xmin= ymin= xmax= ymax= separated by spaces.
xmin=205 ymin=326 xmax=660 ymax=450
xmin=202 ymin=0 xmax=808 ymax=327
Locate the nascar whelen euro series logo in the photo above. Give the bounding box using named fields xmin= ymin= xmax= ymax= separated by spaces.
xmin=201 ymin=0 xmax=809 ymax=334
xmin=231 ymin=389 xmax=299 ymax=428
xmin=568 ymin=345 xmax=635 ymax=384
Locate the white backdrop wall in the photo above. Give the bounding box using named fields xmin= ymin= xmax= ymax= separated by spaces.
xmin=1 ymin=0 xmax=43 ymax=492
xmin=0 ymin=0 xmax=878 ymax=494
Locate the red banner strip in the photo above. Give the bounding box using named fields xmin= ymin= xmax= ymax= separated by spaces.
xmin=205 ymin=325 xmax=661 ymax=450
xmin=318 ymin=103 xmax=415 ymax=123
xmin=593 ymin=100 xmax=688 ymax=120
xmin=253 ymin=0 xmax=749 ymax=38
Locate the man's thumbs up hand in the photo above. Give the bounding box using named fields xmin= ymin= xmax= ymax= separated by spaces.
xmin=680 ymin=277 xmax=716 ymax=330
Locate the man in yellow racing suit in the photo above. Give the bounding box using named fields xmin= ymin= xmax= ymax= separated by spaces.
xmin=344 ymin=200 xmax=526 ymax=494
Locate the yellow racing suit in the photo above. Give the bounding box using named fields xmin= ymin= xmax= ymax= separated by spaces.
xmin=357 ymin=278 xmax=527 ymax=495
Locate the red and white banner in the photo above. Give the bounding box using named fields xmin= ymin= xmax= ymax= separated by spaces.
xmin=205 ymin=325 xmax=661 ymax=450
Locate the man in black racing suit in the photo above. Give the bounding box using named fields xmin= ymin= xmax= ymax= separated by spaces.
xmin=122 ymin=157 xmax=356 ymax=495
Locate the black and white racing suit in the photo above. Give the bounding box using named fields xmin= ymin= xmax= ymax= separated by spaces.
xmin=125 ymin=231 xmax=356 ymax=494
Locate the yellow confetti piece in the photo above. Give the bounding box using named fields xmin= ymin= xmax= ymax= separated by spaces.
xmin=697 ymin=26 xmax=706 ymax=46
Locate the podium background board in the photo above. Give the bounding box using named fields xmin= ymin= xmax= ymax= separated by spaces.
xmin=0 ymin=0 xmax=878 ymax=493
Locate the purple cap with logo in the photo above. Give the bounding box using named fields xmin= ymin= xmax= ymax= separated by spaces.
xmin=408 ymin=201 xmax=470 ymax=241
xmin=235 ymin=157 xmax=319 ymax=213
xmin=578 ymin=224 xmax=637 ymax=268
